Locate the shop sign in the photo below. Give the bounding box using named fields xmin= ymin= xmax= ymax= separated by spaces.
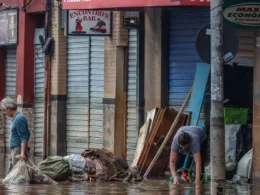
xmin=181 ymin=0 xmax=210 ymax=6
xmin=63 ymin=0 xmax=209 ymax=10
xmin=63 ymin=0 xmax=180 ymax=10
xmin=67 ymin=10 xmax=112 ymax=36
xmin=0 ymin=9 xmax=18 ymax=46
xmin=224 ymin=2 xmax=260 ymax=28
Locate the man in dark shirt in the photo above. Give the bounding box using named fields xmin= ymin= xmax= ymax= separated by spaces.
xmin=1 ymin=97 xmax=30 ymax=172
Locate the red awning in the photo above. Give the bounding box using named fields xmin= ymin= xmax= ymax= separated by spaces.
xmin=62 ymin=0 xmax=210 ymax=10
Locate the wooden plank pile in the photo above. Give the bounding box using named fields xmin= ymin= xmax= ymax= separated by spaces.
xmin=134 ymin=108 xmax=188 ymax=177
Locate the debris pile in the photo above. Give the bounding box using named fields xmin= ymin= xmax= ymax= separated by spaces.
xmin=133 ymin=108 xmax=188 ymax=177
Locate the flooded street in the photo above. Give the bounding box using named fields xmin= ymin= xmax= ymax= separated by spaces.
xmin=0 ymin=180 xmax=258 ymax=195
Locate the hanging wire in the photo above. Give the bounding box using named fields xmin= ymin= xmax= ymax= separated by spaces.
xmin=35 ymin=47 xmax=46 ymax=70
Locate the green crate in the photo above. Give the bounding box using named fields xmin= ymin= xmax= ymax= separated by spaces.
xmin=224 ymin=108 xmax=248 ymax=125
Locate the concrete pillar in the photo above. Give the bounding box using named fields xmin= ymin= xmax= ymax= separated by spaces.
xmin=252 ymin=31 xmax=260 ymax=184
xmin=15 ymin=10 xmax=39 ymax=161
xmin=49 ymin=2 xmax=67 ymax=156
xmin=103 ymin=11 xmax=128 ymax=157
xmin=144 ymin=8 xmax=167 ymax=111
xmin=16 ymin=13 xmax=36 ymax=105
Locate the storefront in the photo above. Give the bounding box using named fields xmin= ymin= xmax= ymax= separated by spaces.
xmin=167 ymin=4 xmax=255 ymax=180
xmin=167 ymin=6 xmax=255 ymax=123
xmin=0 ymin=9 xmax=19 ymax=174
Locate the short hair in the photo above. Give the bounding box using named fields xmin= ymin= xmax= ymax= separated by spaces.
xmin=0 ymin=97 xmax=17 ymax=110
xmin=178 ymin=131 xmax=191 ymax=146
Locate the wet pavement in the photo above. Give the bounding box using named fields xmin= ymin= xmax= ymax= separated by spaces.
xmin=0 ymin=180 xmax=258 ymax=195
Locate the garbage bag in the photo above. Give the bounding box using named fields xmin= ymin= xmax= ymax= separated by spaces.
xmin=225 ymin=125 xmax=241 ymax=161
xmin=26 ymin=159 xmax=57 ymax=184
xmin=37 ymin=156 xmax=70 ymax=180
xmin=3 ymin=159 xmax=30 ymax=185
xmin=64 ymin=154 xmax=86 ymax=173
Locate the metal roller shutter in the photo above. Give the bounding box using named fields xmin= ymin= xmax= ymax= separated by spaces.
xmin=126 ymin=29 xmax=138 ymax=164
xmin=89 ymin=36 xmax=104 ymax=148
xmin=67 ymin=36 xmax=90 ymax=155
xmin=229 ymin=29 xmax=256 ymax=67
xmin=168 ymin=7 xmax=210 ymax=122
xmin=67 ymin=36 xmax=105 ymax=154
xmin=5 ymin=46 xmax=17 ymax=175
xmin=34 ymin=38 xmax=45 ymax=164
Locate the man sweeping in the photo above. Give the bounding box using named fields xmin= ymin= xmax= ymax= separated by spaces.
xmin=1 ymin=97 xmax=30 ymax=173
xmin=169 ymin=126 xmax=207 ymax=185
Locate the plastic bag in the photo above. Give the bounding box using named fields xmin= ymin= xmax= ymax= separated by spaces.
xmin=64 ymin=155 xmax=86 ymax=173
xmin=3 ymin=157 xmax=57 ymax=185
xmin=3 ymin=159 xmax=30 ymax=185
xmin=37 ymin=156 xmax=70 ymax=180
xmin=225 ymin=125 xmax=241 ymax=161
xmin=26 ymin=159 xmax=57 ymax=184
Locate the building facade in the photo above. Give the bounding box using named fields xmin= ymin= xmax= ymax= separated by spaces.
xmin=0 ymin=0 xmax=46 ymax=176
xmin=1 ymin=0 xmax=260 ymax=184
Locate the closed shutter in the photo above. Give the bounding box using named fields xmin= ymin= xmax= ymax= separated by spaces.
xmin=89 ymin=36 xmax=104 ymax=148
xmin=229 ymin=29 xmax=256 ymax=67
xmin=168 ymin=7 xmax=210 ymax=122
xmin=34 ymin=44 xmax=45 ymax=164
xmin=126 ymin=29 xmax=138 ymax=164
xmin=67 ymin=36 xmax=90 ymax=155
xmin=67 ymin=36 xmax=105 ymax=154
xmin=5 ymin=46 xmax=17 ymax=175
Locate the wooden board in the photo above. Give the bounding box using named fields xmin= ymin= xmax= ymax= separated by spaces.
xmin=137 ymin=109 xmax=164 ymax=169
xmin=139 ymin=108 xmax=187 ymax=176
xmin=187 ymin=63 xmax=210 ymax=126
xmin=132 ymin=119 xmax=151 ymax=166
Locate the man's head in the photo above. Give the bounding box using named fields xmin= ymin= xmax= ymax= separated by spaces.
xmin=178 ymin=131 xmax=191 ymax=150
xmin=0 ymin=97 xmax=17 ymax=118
xmin=97 ymin=18 xmax=100 ymax=21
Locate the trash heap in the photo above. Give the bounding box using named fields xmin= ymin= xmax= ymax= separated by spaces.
xmin=3 ymin=149 xmax=142 ymax=185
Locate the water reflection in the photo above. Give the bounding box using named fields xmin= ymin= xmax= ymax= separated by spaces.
xmin=0 ymin=180 xmax=258 ymax=195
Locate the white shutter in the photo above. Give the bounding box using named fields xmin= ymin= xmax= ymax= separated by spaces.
xmin=5 ymin=46 xmax=17 ymax=175
xmin=126 ymin=29 xmax=138 ymax=164
xmin=34 ymin=44 xmax=45 ymax=164
xmin=67 ymin=36 xmax=90 ymax=154
xmin=89 ymin=36 xmax=104 ymax=148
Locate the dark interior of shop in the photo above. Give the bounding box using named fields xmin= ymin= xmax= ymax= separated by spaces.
xmin=224 ymin=64 xmax=253 ymax=122
xmin=223 ymin=64 xmax=253 ymax=179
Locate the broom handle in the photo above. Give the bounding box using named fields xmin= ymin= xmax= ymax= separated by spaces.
xmin=143 ymin=88 xmax=192 ymax=179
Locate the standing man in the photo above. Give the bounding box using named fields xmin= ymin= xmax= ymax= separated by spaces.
xmin=0 ymin=97 xmax=30 ymax=172
xmin=169 ymin=126 xmax=207 ymax=185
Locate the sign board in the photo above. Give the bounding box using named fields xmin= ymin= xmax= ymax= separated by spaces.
xmin=63 ymin=0 xmax=210 ymax=10
xmin=224 ymin=1 xmax=260 ymax=28
xmin=0 ymin=9 xmax=18 ymax=46
xmin=67 ymin=10 xmax=112 ymax=36
xmin=181 ymin=0 xmax=210 ymax=6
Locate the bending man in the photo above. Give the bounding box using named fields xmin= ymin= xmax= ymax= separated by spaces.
xmin=169 ymin=126 xmax=207 ymax=184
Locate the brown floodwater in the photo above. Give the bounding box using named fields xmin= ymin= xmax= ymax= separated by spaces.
xmin=0 ymin=180 xmax=258 ymax=195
